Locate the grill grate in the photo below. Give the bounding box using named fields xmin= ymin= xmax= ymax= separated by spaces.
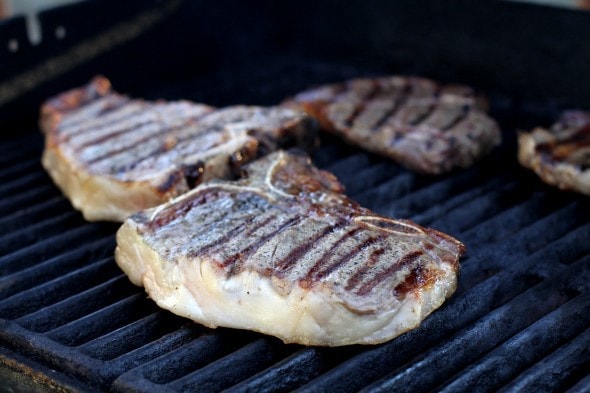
xmin=0 ymin=55 xmax=589 ymax=392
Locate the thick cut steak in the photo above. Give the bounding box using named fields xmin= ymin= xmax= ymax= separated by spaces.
xmin=41 ymin=76 xmax=314 ymax=221
xmin=285 ymin=76 xmax=501 ymax=174
xmin=519 ymin=110 xmax=590 ymax=195
xmin=115 ymin=150 xmax=465 ymax=346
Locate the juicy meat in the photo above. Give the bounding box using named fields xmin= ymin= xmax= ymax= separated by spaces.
xmin=115 ymin=150 xmax=465 ymax=346
xmin=40 ymin=76 xmax=315 ymax=221
xmin=285 ymin=76 xmax=501 ymax=174
xmin=518 ymin=110 xmax=590 ymax=195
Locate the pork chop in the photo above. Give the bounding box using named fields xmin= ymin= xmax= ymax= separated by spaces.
xmin=285 ymin=76 xmax=501 ymax=174
xmin=518 ymin=110 xmax=590 ymax=195
xmin=41 ymin=76 xmax=314 ymax=221
xmin=115 ymin=150 xmax=465 ymax=346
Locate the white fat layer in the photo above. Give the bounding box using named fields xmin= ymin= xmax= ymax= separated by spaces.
xmin=115 ymin=221 xmax=458 ymax=346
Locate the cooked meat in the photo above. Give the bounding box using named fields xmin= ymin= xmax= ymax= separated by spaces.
xmin=518 ymin=110 xmax=590 ymax=195
xmin=41 ymin=76 xmax=314 ymax=221
xmin=285 ymin=76 xmax=501 ymax=174
xmin=115 ymin=150 xmax=465 ymax=346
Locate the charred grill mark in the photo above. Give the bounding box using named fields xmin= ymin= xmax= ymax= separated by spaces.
xmin=110 ymin=125 xmax=224 ymax=174
xmin=64 ymin=104 xmax=148 ymax=143
xmin=344 ymin=248 xmax=386 ymax=291
xmin=315 ymin=236 xmax=383 ymax=280
xmin=84 ymin=122 xmax=188 ymax=165
xmin=303 ymin=226 xmax=364 ymax=281
xmin=223 ymin=216 xmax=302 ymax=273
xmin=370 ymin=81 xmax=412 ymax=131
xmin=441 ymin=104 xmax=471 ymax=131
xmin=73 ymin=109 xmax=186 ymax=151
xmin=59 ymin=96 xmax=130 ymax=132
xmin=147 ymin=187 xmax=229 ymax=230
xmin=275 ymin=219 xmax=349 ymax=273
xmin=407 ymin=86 xmax=442 ymax=126
xmin=195 ymin=214 xmax=275 ymax=257
xmin=343 ymin=80 xmax=382 ymax=128
xmin=356 ymin=250 xmax=423 ymax=296
xmin=393 ymin=264 xmax=436 ymax=296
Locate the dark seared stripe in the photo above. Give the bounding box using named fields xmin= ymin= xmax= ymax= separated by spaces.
xmin=111 ymin=124 xmax=225 ymax=173
xmin=182 ymin=213 xmax=257 ymax=255
xmin=356 ymin=250 xmax=423 ymax=296
xmin=344 ymin=247 xmax=386 ymax=291
xmin=195 ymin=213 xmax=275 ymax=256
xmin=73 ymin=111 xmax=165 ymax=151
xmin=441 ymin=104 xmax=471 ymax=131
xmin=275 ymin=219 xmax=349 ymax=273
xmin=344 ymin=80 xmax=382 ymax=128
xmin=223 ymin=216 xmax=302 ymax=272
xmin=313 ymin=236 xmax=383 ymax=280
xmin=370 ymin=81 xmax=412 ymax=131
xmin=302 ymin=226 xmax=365 ymax=282
xmin=61 ymin=101 xmax=144 ymax=140
xmin=84 ymin=120 xmax=198 ymax=165
xmin=59 ymin=96 xmax=130 ymax=132
xmin=407 ymin=87 xmax=441 ymax=126
xmin=147 ymin=187 xmax=227 ymax=229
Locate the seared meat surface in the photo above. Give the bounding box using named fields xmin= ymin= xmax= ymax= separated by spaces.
xmin=41 ymin=76 xmax=314 ymax=221
xmin=519 ymin=110 xmax=590 ymax=195
xmin=115 ymin=150 xmax=465 ymax=346
xmin=285 ymin=76 xmax=501 ymax=174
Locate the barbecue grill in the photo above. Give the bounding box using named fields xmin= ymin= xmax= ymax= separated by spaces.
xmin=1 ymin=0 xmax=589 ymax=391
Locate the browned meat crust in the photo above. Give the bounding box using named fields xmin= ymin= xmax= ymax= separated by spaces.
xmin=40 ymin=76 xmax=315 ymax=221
xmin=115 ymin=150 xmax=465 ymax=346
xmin=518 ymin=110 xmax=590 ymax=195
xmin=285 ymin=76 xmax=501 ymax=174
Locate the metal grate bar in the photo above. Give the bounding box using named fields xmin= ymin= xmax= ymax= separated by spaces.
xmin=0 ymin=157 xmax=40 ymax=183
xmin=0 ymin=235 xmax=114 ymax=299
xmin=439 ymin=293 xmax=590 ymax=393
xmin=0 ymin=171 xmax=49 ymax=196
xmin=45 ymin=293 xmax=158 ymax=346
xmin=0 ymin=223 xmax=115 ymax=275
xmin=16 ymin=274 xmax=136 ymax=333
xmin=78 ymin=311 xmax=186 ymax=361
xmin=409 ymin=174 xmax=512 ymax=226
xmin=0 ymin=184 xmax=59 ymax=216
xmin=357 ymin=279 xmax=579 ymax=393
xmin=294 ymin=221 xmax=589 ymax=392
xmin=109 ymin=325 xmax=207 ymax=380
xmin=342 ymin=162 xmax=398 ymax=197
xmin=0 ymin=257 xmax=121 ymax=319
xmin=459 ymin=222 xmax=590 ymax=292
xmin=0 ymin=197 xmax=71 ymax=236
xmin=499 ymin=327 xmax=590 ymax=393
xmin=459 ymin=191 xmax=570 ymax=246
xmin=566 ymin=374 xmax=590 ymax=393
xmin=224 ymin=347 xmax=337 ymax=393
xmin=115 ymin=331 xmax=253 ymax=386
xmin=166 ymin=338 xmax=287 ymax=393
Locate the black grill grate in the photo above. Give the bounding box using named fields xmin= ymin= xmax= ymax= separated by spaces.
xmin=0 ymin=55 xmax=589 ymax=392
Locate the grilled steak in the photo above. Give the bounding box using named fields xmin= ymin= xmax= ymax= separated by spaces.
xmin=41 ymin=76 xmax=314 ymax=221
xmin=285 ymin=76 xmax=501 ymax=174
xmin=115 ymin=150 xmax=465 ymax=346
xmin=518 ymin=110 xmax=590 ymax=195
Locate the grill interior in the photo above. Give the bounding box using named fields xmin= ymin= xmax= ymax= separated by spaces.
xmin=1 ymin=1 xmax=590 ymax=391
xmin=1 ymin=54 xmax=589 ymax=392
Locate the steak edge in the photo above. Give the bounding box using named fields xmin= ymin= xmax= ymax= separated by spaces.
xmin=41 ymin=76 xmax=315 ymax=221
xmin=285 ymin=76 xmax=501 ymax=174
xmin=115 ymin=150 xmax=465 ymax=346
xmin=518 ymin=110 xmax=590 ymax=195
